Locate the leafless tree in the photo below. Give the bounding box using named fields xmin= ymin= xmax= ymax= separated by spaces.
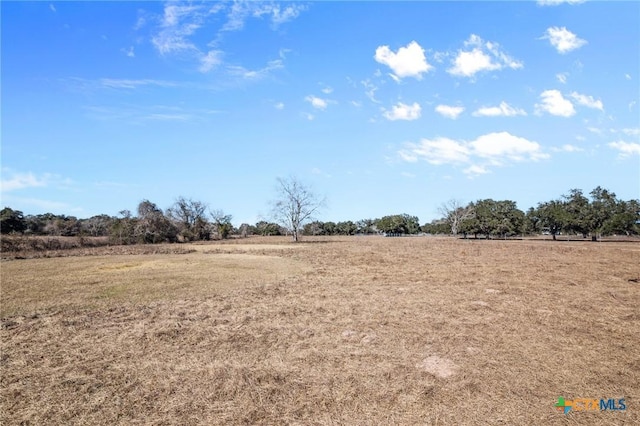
xmin=210 ymin=209 xmax=233 ymax=240
xmin=167 ymin=197 xmax=209 ymax=241
xmin=271 ymin=176 xmax=325 ymax=242
xmin=438 ymin=199 xmax=475 ymax=235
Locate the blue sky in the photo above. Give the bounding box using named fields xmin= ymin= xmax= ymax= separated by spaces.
xmin=2 ymin=0 xmax=639 ymax=225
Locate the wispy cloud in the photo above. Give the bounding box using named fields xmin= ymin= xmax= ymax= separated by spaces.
xmin=537 ymin=0 xmax=585 ymax=6
xmin=608 ymin=141 xmax=640 ymax=158
xmin=472 ymin=101 xmax=526 ymax=117
xmin=199 ymin=50 xmax=223 ymax=73
xmin=227 ymin=57 xmax=284 ymax=80
xmin=148 ymin=2 xmax=304 ymax=77
xmin=448 ymin=34 xmax=522 ymax=78
xmin=1 ymin=169 xmax=72 ymax=192
xmin=361 ymin=79 xmax=381 ymax=103
xmin=222 ymin=1 xmax=306 ymax=32
xmin=83 ymin=104 xmax=223 ymax=123
xmin=569 ymin=92 xmax=604 ymax=111
xmin=552 ymin=144 xmax=584 ymax=152
xmin=2 ymin=197 xmax=80 ymax=214
xmin=98 ymin=78 xmax=178 ymax=90
xmin=556 ymin=72 xmax=569 ymax=84
xmin=621 ymin=127 xmax=640 ymax=136
xmin=152 ymin=3 xmax=207 ymax=55
xmin=122 ymin=46 xmax=135 ymax=58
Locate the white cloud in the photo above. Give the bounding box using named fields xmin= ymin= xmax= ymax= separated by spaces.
xmin=535 ymin=90 xmax=576 ymax=117
xmin=123 ymin=46 xmax=135 ymax=58
xmin=569 ymin=92 xmax=604 ymax=111
xmin=374 ymin=41 xmax=433 ymax=80
xmin=621 ymin=128 xmax=640 ymax=136
xmin=150 ymin=3 xmax=302 ymax=76
xmin=435 ymin=105 xmax=465 ymax=119
xmin=608 ymin=141 xmax=640 ymax=157
xmin=266 ymin=3 xmax=306 ymax=27
xmin=1 ymin=172 xmax=48 ymax=192
xmin=464 ymin=165 xmax=490 ymax=177
xmin=537 ymin=0 xmax=585 ymax=5
xmin=399 ymin=137 xmax=470 ymax=165
xmin=321 ymin=86 xmax=333 ymax=94
xmin=556 ymin=72 xmax=569 ymax=84
xmin=227 ymin=58 xmax=284 ymax=80
xmin=223 ymin=2 xmax=306 ymax=32
xmin=625 ymin=74 xmax=632 ymax=80
xmin=49 ymin=4 xmax=56 ymax=13
xmin=447 ymin=34 xmax=522 ymax=78
xmin=552 ymin=144 xmax=584 ymax=152
xmin=98 ymin=78 xmax=177 ymax=89
xmin=470 ymin=132 xmax=549 ymax=163
xmin=543 ymin=27 xmax=587 ymax=54
xmin=472 ymin=101 xmax=526 ymax=117
xmin=274 ymin=102 xmax=284 ymax=110
xmin=398 ymin=132 xmax=548 ymax=176
xmin=361 ymin=79 xmax=380 ymax=103
xmin=1 ymin=170 xmax=73 ymax=193
xmin=383 ymin=102 xmax=422 ymax=121
xmin=305 ymin=95 xmax=330 ymax=110
xmin=152 ymin=4 xmax=207 ymax=55
xmin=199 ymin=50 xmax=223 ymax=73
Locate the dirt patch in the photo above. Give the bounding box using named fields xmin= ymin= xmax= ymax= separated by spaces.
xmin=417 ymin=355 xmax=457 ymax=379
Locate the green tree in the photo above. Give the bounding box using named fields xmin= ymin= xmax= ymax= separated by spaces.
xmin=604 ymin=199 xmax=640 ymax=235
xmin=468 ymin=199 xmax=523 ymax=239
xmin=562 ymin=189 xmax=591 ymax=238
xmin=0 ymin=207 xmax=26 ymax=234
xmin=535 ymin=200 xmax=567 ymax=240
xmin=376 ymin=214 xmax=420 ymax=235
xmin=255 ymin=221 xmax=282 ymax=236
xmin=356 ymin=219 xmax=376 ymax=234
xmin=336 ymin=220 xmax=357 ymax=235
xmin=303 ymin=221 xmax=324 ymax=236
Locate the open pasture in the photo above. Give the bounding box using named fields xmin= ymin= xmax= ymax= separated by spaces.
xmin=1 ymin=237 xmax=638 ymax=424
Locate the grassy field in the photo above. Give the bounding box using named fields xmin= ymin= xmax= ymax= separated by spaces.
xmin=1 ymin=236 xmax=638 ymax=424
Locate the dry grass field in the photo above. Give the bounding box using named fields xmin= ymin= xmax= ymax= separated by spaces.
xmin=1 ymin=236 xmax=639 ymax=425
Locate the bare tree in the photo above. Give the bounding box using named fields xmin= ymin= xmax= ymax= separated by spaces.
xmin=167 ymin=197 xmax=209 ymax=241
xmin=210 ymin=209 xmax=233 ymax=240
xmin=271 ymin=176 xmax=325 ymax=242
xmin=438 ymin=199 xmax=475 ymax=236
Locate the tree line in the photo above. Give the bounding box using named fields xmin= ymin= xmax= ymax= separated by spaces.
xmin=426 ymin=187 xmax=639 ymax=240
xmin=1 ymin=184 xmax=638 ymax=242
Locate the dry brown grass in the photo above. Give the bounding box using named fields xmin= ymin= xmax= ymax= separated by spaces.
xmin=1 ymin=237 xmax=638 ymax=425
